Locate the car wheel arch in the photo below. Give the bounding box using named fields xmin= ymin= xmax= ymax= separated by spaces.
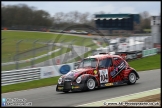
xmin=81 ymin=74 xmax=99 ymax=90
xmin=84 ymin=74 xmax=99 ymax=86
xmin=123 ymin=69 xmax=139 ymax=80
xmin=130 ymin=70 xmax=140 ymax=80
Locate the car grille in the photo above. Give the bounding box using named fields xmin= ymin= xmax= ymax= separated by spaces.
xmin=64 ymin=81 xmax=71 ymax=90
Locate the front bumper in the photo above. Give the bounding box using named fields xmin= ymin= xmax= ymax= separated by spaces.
xmin=56 ymin=81 xmax=85 ymax=92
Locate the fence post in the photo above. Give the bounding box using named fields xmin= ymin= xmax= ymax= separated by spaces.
xmin=82 ymin=38 xmax=86 ymax=60
xmin=60 ymin=39 xmax=66 ymax=64
xmin=31 ymin=39 xmax=39 ymax=68
xmin=49 ymin=40 xmax=55 ymax=65
xmin=46 ymin=40 xmax=52 ymax=66
xmin=15 ymin=40 xmax=23 ymax=69
xmin=70 ymin=39 xmax=78 ymax=59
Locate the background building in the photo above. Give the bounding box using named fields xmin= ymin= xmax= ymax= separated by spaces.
xmin=94 ymin=14 xmax=140 ymax=35
xmin=151 ymin=16 xmax=161 ymax=52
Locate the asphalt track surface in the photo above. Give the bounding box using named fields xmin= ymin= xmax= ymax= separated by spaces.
xmin=2 ymin=69 xmax=160 ymax=106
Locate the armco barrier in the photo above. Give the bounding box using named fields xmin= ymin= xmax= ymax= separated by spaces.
xmin=142 ymin=48 xmax=157 ymax=57
xmin=1 ymin=62 xmax=75 ymax=86
xmin=2 ymin=68 xmax=40 ymax=86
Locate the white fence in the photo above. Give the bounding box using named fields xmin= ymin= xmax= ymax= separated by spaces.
xmin=2 ymin=68 xmax=40 ymax=86
xmin=1 ymin=62 xmax=75 ymax=86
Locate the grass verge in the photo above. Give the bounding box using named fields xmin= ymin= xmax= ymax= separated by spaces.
xmin=2 ymin=30 xmax=102 ymax=70
xmin=2 ymin=76 xmax=60 ymax=93
xmin=128 ymin=54 xmax=160 ymax=71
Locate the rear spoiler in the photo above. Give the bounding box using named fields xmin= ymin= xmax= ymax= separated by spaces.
xmin=99 ymin=52 xmax=115 ymax=55
xmin=99 ymin=53 xmax=109 ymax=54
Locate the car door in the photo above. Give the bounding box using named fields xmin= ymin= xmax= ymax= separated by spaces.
xmin=108 ymin=58 xmax=114 ymax=83
xmin=98 ymin=58 xmax=112 ymax=84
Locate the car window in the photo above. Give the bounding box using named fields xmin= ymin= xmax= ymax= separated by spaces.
xmin=99 ymin=58 xmax=112 ymax=68
xmin=79 ymin=58 xmax=97 ymax=68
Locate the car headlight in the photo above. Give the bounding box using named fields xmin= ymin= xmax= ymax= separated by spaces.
xmin=58 ymin=77 xmax=62 ymax=84
xmin=76 ymin=76 xmax=82 ymax=83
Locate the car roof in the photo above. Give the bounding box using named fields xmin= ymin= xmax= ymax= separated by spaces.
xmin=86 ymin=54 xmax=122 ymax=60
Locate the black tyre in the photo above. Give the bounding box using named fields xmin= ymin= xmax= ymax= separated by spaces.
xmin=127 ymin=72 xmax=137 ymax=85
xmin=63 ymin=90 xmax=69 ymax=93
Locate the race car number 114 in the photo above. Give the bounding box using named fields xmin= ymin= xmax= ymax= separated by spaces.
xmin=99 ymin=69 xmax=108 ymax=83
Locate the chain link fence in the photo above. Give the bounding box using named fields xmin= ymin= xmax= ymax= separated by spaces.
xmin=2 ymin=37 xmax=91 ymax=71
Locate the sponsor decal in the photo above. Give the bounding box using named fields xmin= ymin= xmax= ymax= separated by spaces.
xmin=58 ymin=87 xmax=63 ymax=90
xmin=105 ymin=83 xmax=113 ymax=86
xmin=66 ymin=72 xmax=74 ymax=77
xmin=64 ymin=79 xmax=71 ymax=81
xmin=40 ymin=66 xmax=55 ymax=78
xmin=113 ymin=57 xmax=118 ymax=60
xmin=111 ymin=61 xmax=126 ymax=78
xmin=99 ymin=69 xmax=108 ymax=84
xmin=94 ymin=70 xmax=97 ymax=74
xmin=110 ymin=69 xmax=117 ymax=77
xmin=59 ymin=65 xmax=71 ymax=74
xmin=46 ymin=67 xmax=54 ymax=76
xmin=72 ymin=86 xmax=80 ymax=89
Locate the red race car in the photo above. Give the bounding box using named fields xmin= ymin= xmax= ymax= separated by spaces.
xmin=56 ymin=53 xmax=140 ymax=93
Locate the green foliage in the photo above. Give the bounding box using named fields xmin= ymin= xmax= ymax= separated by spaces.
xmin=2 ymin=4 xmax=53 ymax=27
xmin=128 ymin=54 xmax=160 ymax=71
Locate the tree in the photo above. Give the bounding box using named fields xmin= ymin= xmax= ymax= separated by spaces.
xmin=79 ymin=12 xmax=91 ymax=24
xmin=95 ymin=11 xmax=106 ymax=14
xmin=1 ymin=4 xmax=53 ymax=28
xmin=139 ymin=11 xmax=151 ymax=31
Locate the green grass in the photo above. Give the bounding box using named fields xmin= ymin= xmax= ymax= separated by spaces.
xmin=128 ymin=54 xmax=161 ymax=71
xmin=2 ymin=30 xmax=106 ymax=70
xmin=2 ymin=54 xmax=160 ymax=93
xmin=2 ymin=30 xmax=100 ymax=46
xmin=3 ymin=46 xmax=59 ymax=63
xmin=2 ymin=30 xmax=103 ymax=61
xmin=2 ymin=40 xmax=44 ymax=62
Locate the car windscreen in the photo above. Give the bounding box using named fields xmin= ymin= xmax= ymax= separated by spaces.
xmin=79 ymin=58 xmax=97 ymax=68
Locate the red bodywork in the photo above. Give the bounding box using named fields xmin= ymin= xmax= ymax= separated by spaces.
xmin=72 ymin=54 xmax=135 ymax=86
